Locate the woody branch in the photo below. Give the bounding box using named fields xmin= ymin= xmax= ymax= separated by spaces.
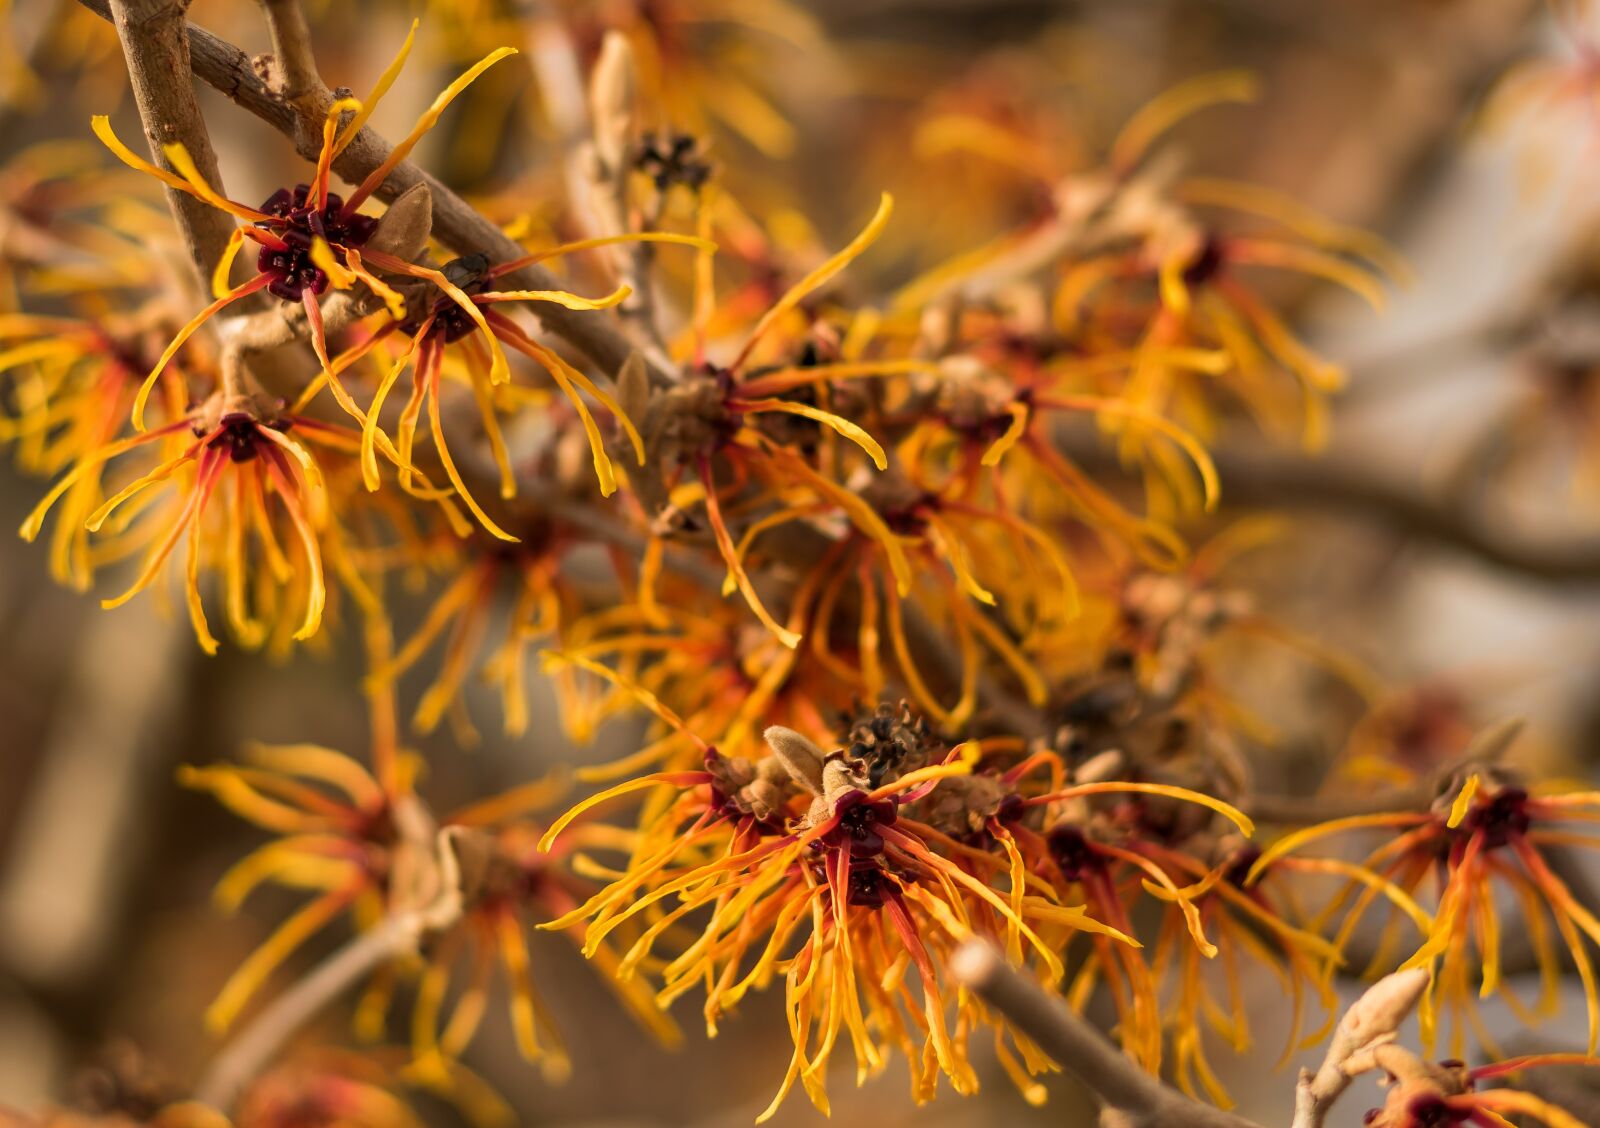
xmin=950 ymin=939 xmax=1264 ymax=1128
xmin=106 ymin=0 xmax=235 ymax=295
xmin=78 ymin=0 xmax=674 ymax=391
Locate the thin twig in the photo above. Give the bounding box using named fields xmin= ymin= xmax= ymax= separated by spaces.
xmin=949 ymin=939 xmax=1263 ymax=1128
xmin=106 ymin=0 xmax=312 ymax=397
xmin=1216 ymin=448 xmax=1600 ymax=585
xmin=1055 ymin=430 xmax=1600 ymax=584
xmin=1243 ymin=784 xmax=1437 ymax=824
xmin=586 ymin=32 xmax=672 ymax=362
xmin=1208 ymin=446 xmax=1600 ymax=585
xmin=1244 ymin=716 xmax=1522 ymax=823
xmin=191 ymin=908 xmax=430 ymax=1110
xmin=193 ymin=816 xmax=469 ymax=1110
xmin=1291 ymin=968 xmax=1431 ymax=1128
xmin=258 ymin=0 xmax=320 ymax=106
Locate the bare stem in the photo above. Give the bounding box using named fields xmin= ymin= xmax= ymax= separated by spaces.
xmin=106 ymin=0 xmax=237 ymax=299
xmin=1243 ymin=786 xmax=1435 ymax=824
xmin=1072 ymin=430 xmax=1600 ymax=585
xmin=194 ymin=816 xmax=469 ymax=1110
xmin=259 ymin=0 xmax=320 ymax=106
xmin=949 ymin=939 xmax=1263 ymax=1128
xmin=1212 ymin=445 xmax=1600 ymax=584
xmin=1290 ymin=967 xmax=1432 ymax=1128
xmin=1244 ymin=716 xmax=1521 ymax=823
xmin=191 ymin=909 xmax=429 ymax=1111
xmin=586 ymin=32 xmax=671 ymax=362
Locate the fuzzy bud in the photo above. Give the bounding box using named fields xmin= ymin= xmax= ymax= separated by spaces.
xmin=618 ymin=349 xmax=649 ymax=430
xmin=590 ymin=31 xmax=638 ymax=175
xmin=1294 ymin=966 xmax=1432 ymax=1127
xmin=367 ymin=182 xmax=433 ymax=262
xmin=764 ymin=725 xmax=827 ymax=796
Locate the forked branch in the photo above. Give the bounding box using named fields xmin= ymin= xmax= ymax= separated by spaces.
xmin=76 ymin=0 xmax=670 ymax=388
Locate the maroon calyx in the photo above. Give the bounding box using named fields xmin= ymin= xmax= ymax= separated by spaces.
xmin=1456 ymin=786 xmax=1531 ymax=850
xmin=1223 ymin=843 xmax=1261 ymax=888
xmin=1046 ymin=824 xmax=1103 ymax=882
xmin=255 ymin=184 xmax=379 ymax=302
xmin=821 ymin=789 xmax=897 ymax=859
xmin=201 ymin=412 xmax=289 ymax=462
xmin=1181 ymin=235 xmax=1225 ymax=288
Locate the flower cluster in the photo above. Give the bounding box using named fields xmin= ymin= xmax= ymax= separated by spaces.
xmin=4 ymin=1 xmax=1600 ymax=1126
xmin=537 ymin=699 xmax=1286 ymax=1115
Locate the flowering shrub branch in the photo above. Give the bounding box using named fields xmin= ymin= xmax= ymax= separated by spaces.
xmin=73 ymin=0 xmax=665 ymax=388
xmin=5 ymin=1 xmax=1600 ymax=1126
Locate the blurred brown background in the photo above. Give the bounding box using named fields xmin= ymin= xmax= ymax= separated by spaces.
xmin=5 ymin=0 xmax=1600 ymax=1125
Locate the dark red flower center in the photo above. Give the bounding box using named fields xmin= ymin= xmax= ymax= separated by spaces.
xmin=201 ymin=412 xmax=288 ymax=462
xmin=1224 ymin=844 xmax=1262 ymax=887
xmin=846 ymin=862 xmax=888 ymax=907
xmin=821 ymin=789 xmax=897 ymax=858
xmin=1047 ymin=825 xmax=1105 ymax=882
xmin=1403 ymin=1093 xmax=1461 ymax=1127
xmin=1458 ymin=786 xmax=1531 ymax=850
xmin=1181 ymin=235 xmax=1225 ymax=288
xmin=255 ymin=184 xmax=378 ymax=302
